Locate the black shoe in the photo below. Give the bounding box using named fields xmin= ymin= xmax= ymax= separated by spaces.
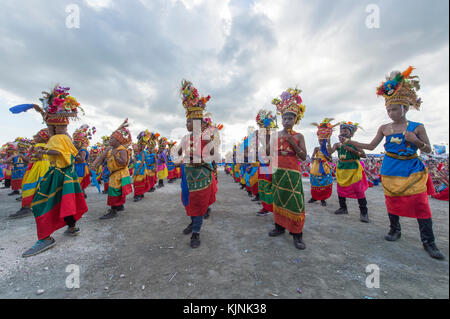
xmin=308 ymin=198 xmax=317 ymax=203
xmin=64 ymin=227 xmax=81 ymax=237
xmin=204 ymin=208 xmax=211 ymax=219
xmin=190 ymin=233 xmax=200 ymax=248
xmin=423 ymin=243 xmax=445 ymax=260
xmin=384 ymin=230 xmax=401 ymax=241
xmin=8 ymin=207 xmax=32 ymax=219
xmin=334 ymin=207 xmax=348 ymax=215
xmin=183 ymin=222 xmax=193 ymax=235
xmin=256 ymin=210 xmax=269 ymax=217
xmin=15 ymin=196 xmax=22 ymax=201
xmin=116 ymin=205 xmax=125 ymax=212
xmin=293 ymin=233 xmax=306 ymax=250
xmin=102 ymin=190 xmax=108 ymax=194
xmin=148 ymin=187 xmax=155 ymax=193
xmin=240 ymin=185 xmax=245 ymax=189
xmin=269 ymin=228 xmax=285 ymax=237
xmin=247 ymin=191 xmax=253 ymax=197
xmin=84 ymin=193 xmax=87 ymax=199
xmin=251 ymin=195 xmax=260 ymax=202
xmin=100 ymin=209 xmax=118 ymax=219
xmin=360 ymin=213 xmax=370 ymax=223
xmin=321 ymin=200 xmax=327 ymax=207
xmin=8 ymin=190 xmax=20 ymax=196
xmin=168 ymin=179 xmax=175 ymax=183
xmin=133 ymin=195 xmax=143 ymax=202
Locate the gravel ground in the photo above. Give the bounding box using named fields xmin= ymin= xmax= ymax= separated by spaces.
xmin=0 ymin=171 xmax=448 ymax=299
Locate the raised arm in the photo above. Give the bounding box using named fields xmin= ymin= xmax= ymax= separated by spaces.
xmin=92 ymin=148 xmax=110 ymax=169
xmin=348 ymin=126 xmax=385 ymax=151
xmin=326 ymin=138 xmax=340 ymax=155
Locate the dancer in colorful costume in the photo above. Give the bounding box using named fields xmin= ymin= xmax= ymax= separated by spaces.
xmin=88 ymin=142 xmax=103 ymax=192
xmin=2 ymin=139 xmax=30 ymax=197
xmin=347 ymin=66 xmax=444 ymax=259
xmin=255 ymin=109 xmax=277 ymax=216
xmin=156 ymin=137 xmax=169 ymax=188
xmin=0 ymin=143 xmax=15 ymax=189
xmin=327 ymin=121 xmax=369 ymax=222
xmin=178 ymin=80 xmax=217 ymax=248
xmin=73 ymin=125 xmax=95 ymax=198
xmin=20 ymin=85 xmax=88 ymax=257
xmin=167 ymin=140 xmax=178 ymax=183
xmin=308 ymin=118 xmax=338 ymax=206
xmin=133 ymin=130 xmax=151 ymax=202
xmin=100 ymin=136 xmax=111 ymax=194
xmin=270 ymin=88 xmax=308 ymax=250
xmin=93 ymin=119 xmax=133 ymax=219
xmin=145 ymin=132 xmax=159 ymax=192
xmin=9 ymin=129 xmax=50 ymax=219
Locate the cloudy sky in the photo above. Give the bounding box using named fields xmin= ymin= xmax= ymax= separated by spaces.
xmin=0 ymin=0 xmax=448 ymax=155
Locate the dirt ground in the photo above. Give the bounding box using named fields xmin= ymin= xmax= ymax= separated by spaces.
xmin=0 ymin=171 xmax=448 ymax=299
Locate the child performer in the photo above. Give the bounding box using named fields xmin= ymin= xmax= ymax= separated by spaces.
xmin=133 ymin=131 xmax=151 ymax=201
xmin=101 ymin=136 xmax=111 ymax=194
xmin=21 ymin=86 xmax=88 ymax=257
xmin=2 ymin=139 xmax=29 ymax=197
xmin=73 ymin=125 xmax=95 ymax=198
xmin=145 ymin=132 xmax=159 ymax=192
xmin=308 ymin=118 xmax=338 ymax=207
xmin=327 ymin=121 xmax=369 ymax=223
xmin=93 ymin=120 xmax=133 ymax=219
xmin=178 ymin=80 xmax=217 ymax=248
xmin=9 ymin=130 xmax=50 ymax=219
xmin=156 ymin=137 xmax=169 ymax=188
xmin=167 ymin=140 xmax=178 ymax=183
xmin=347 ymin=66 xmax=444 ymax=260
xmin=270 ymin=88 xmax=308 ymax=250
xmin=255 ymin=109 xmax=277 ymax=216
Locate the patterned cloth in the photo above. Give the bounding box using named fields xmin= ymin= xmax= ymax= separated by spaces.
xmin=310 ymin=150 xmax=333 ymax=200
xmin=31 ymin=135 xmax=87 ymax=240
xmin=106 ymin=145 xmax=132 ymax=206
xmin=336 ymin=144 xmax=368 ymax=199
xmin=381 ymin=121 xmax=434 ymax=218
xmin=272 ymin=132 xmax=305 ymax=233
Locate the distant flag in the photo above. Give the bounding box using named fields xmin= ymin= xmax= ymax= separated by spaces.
xmin=434 ymin=145 xmax=446 ymax=155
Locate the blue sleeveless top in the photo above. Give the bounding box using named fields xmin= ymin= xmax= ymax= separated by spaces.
xmin=380 ymin=121 xmax=426 ymax=178
xmin=134 ymin=150 xmax=147 ymax=176
xmin=75 ymin=149 xmax=89 ymax=177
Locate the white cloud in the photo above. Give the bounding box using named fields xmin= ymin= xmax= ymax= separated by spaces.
xmin=84 ymin=0 xmax=114 ymax=11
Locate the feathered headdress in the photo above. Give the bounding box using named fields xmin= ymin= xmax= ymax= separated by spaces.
xmin=9 ymin=85 xmax=84 ymax=126
xmin=256 ymin=109 xmax=278 ymax=129
xmin=158 ymin=136 xmax=168 ymax=150
xmin=147 ymin=132 xmax=160 ymax=150
xmin=137 ymin=130 xmax=152 ymax=146
xmin=311 ymin=118 xmax=339 ymax=138
xmin=272 ymin=88 xmax=306 ymax=125
xmin=73 ymin=124 xmax=95 ymax=148
xmin=111 ymin=118 xmax=132 ymax=147
xmin=180 ymin=79 xmax=210 ymax=119
xmin=339 ymin=121 xmax=362 ymax=136
xmin=376 ymin=66 xmax=422 ymax=110
xmin=167 ymin=140 xmax=177 ymax=150
xmin=89 ymin=142 xmax=104 ymax=158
